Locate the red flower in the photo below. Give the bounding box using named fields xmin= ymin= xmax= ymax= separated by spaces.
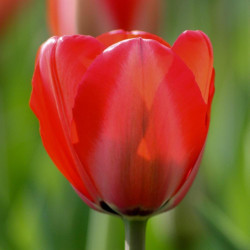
xmin=30 ymin=30 xmax=215 ymax=216
xmin=47 ymin=0 xmax=161 ymax=36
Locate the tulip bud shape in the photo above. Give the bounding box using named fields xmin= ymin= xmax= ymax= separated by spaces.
xmin=30 ymin=30 xmax=215 ymax=218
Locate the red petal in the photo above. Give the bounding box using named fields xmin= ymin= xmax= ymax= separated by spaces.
xmin=54 ymin=35 xmax=104 ymax=123
xmin=30 ymin=35 xmax=104 ymax=203
xmin=97 ymin=29 xmax=170 ymax=48
xmin=73 ymin=38 xmax=207 ymax=212
xmin=73 ymin=186 xmax=106 ymax=213
xmin=157 ymin=146 xmax=205 ymax=213
xmin=172 ymin=30 xmax=213 ymax=103
xmin=142 ymin=52 xmax=208 ymax=205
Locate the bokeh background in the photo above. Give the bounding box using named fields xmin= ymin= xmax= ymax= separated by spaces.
xmin=0 ymin=0 xmax=249 ymax=249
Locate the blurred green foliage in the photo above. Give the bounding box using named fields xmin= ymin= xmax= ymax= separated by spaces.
xmin=0 ymin=0 xmax=249 ymax=249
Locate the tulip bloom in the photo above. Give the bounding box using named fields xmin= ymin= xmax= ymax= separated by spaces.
xmin=31 ymin=29 xmax=214 ymax=215
xmin=47 ymin=0 xmax=161 ymax=36
xmin=30 ymin=29 xmax=214 ymax=248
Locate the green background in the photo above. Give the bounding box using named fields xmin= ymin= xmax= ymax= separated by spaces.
xmin=0 ymin=0 xmax=249 ymax=249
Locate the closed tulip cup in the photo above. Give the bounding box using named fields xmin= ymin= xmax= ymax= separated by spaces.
xmin=30 ymin=29 xmax=215 ymax=250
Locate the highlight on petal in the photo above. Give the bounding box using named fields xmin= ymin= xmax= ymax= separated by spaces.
xmin=72 ymin=38 xmax=207 ymax=213
xmin=172 ymin=30 xmax=213 ymax=103
xmin=30 ymin=35 xmax=104 ymax=204
xmin=97 ymin=29 xmax=170 ymax=48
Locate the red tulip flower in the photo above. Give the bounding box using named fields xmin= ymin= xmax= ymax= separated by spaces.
xmin=30 ymin=30 xmax=214 ymax=248
xmin=47 ymin=0 xmax=161 ymax=36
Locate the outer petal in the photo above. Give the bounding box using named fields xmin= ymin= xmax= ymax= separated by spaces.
xmin=155 ymin=146 xmax=205 ymax=214
xmin=54 ymin=35 xmax=105 ymax=123
xmin=169 ymin=147 xmax=204 ymax=210
xmin=172 ymin=30 xmax=213 ymax=103
xmin=156 ymin=71 xmax=214 ymax=213
xmin=30 ymin=35 xmax=104 ymax=204
xmin=97 ymin=29 xmax=170 ymax=48
xmin=72 ymin=38 xmax=207 ymax=214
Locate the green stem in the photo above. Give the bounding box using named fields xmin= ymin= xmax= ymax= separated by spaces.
xmin=124 ymin=219 xmax=147 ymax=250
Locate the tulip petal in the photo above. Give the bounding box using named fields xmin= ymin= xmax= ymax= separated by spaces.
xmin=143 ymin=58 xmax=208 ymax=206
xmin=166 ymin=146 xmax=204 ymax=211
xmin=97 ymin=29 xmax=170 ymax=48
xmin=55 ymin=35 xmax=105 ymax=123
xmin=73 ymin=38 xmax=207 ymax=213
xmin=30 ymin=35 xmax=104 ymax=203
xmin=155 ymin=146 xmax=205 ymax=214
xmin=172 ymin=30 xmax=213 ymax=103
